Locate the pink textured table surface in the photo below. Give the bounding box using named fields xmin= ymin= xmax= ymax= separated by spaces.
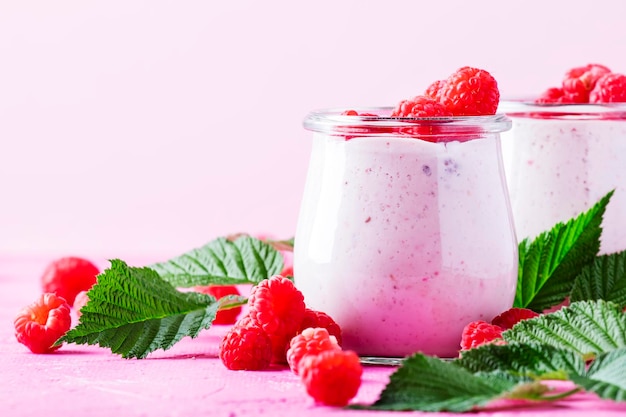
xmin=3 ymin=255 xmax=626 ymax=417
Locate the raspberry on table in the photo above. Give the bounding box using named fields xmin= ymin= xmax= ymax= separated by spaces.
xmin=491 ymin=307 xmax=540 ymax=330
xmin=232 ymin=313 xmax=255 ymax=329
xmin=41 ymin=257 xmax=100 ymax=306
xmin=439 ymin=66 xmax=500 ymax=116
xmin=219 ymin=322 xmax=273 ymax=370
xmin=460 ymin=320 xmax=504 ymax=350
xmin=391 ymin=95 xmax=452 ymax=118
xmin=299 ymin=349 xmax=363 ymax=407
xmin=286 ymin=327 xmax=341 ymax=375
xmin=14 ymin=293 xmax=72 ymax=354
xmin=298 ymin=308 xmax=343 ymax=347
xmin=247 ymin=275 xmax=306 ymax=363
xmin=589 ymin=73 xmax=626 ymax=103
xmin=195 ymin=285 xmax=242 ymax=325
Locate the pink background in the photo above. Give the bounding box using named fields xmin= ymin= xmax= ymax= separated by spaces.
xmin=1 ymin=0 xmax=626 ymax=260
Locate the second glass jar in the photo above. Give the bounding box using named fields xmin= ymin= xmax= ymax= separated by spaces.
xmin=500 ymin=102 xmax=626 ymax=255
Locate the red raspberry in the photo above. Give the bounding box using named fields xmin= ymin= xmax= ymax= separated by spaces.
xmin=14 ymin=293 xmax=72 ymax=354
xmin=391 ymin=95 xmax=452 ymax=117
xmin=564 ymin=64 xmax=610 ymax=85
xmin=73 ymin=290 xmax=89 ymax=318
xmin=535 ymin=87 xmax=566 ymax=104
xmin=219 ymin=322 xmax=272 ymax=370
xmin=298 ymin=309 xmax=343 ymax=346
xmin=338 ymin=110 xmax=388 ymax=139
xmin=300 ymin=349 xmax=363 ymax=406
xmin=439 ymin=66 xmax=500 ymax=116
xmin=341 ymin=110 xmax=378 ymax=116
xmin=561 ymin=82 xmax=588 ymax=103
xmin=41 ymin=257 xmax=100 ymax=306
xmin=286 ymin=327 xmax=341 ymax=375
xmin=491 ymin=307 xmax=540 ymax=330
xmin=233 ymin=313 xmax=255 ymax=329
xmin=390 ymin=95 xmax=453 ymax=140
xmin=460 ymin=320 xmax=504 ymax=350
xmin=562 ymin=63 xmax=611 ymax=103
xmin=247 ymin=275 xmax=306 ymax=363
xmin=589 ymin=73 xmax=626 ymax=103
xmin=424 ymin=79 xmax=446 ymax=100
xmin=195 ymin=285 xmax=242 ymax=325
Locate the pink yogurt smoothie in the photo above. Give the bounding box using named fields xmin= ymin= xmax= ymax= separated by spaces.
xmin=500 ymin=103 xmax=626 ymax=254
xmin=294 ymin=111 xmax=517 ymax=358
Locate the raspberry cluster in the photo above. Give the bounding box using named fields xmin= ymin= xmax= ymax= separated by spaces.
xmin=395 ymin=66 xmax=500 ymax=117
xmin=343 ymin=67 xmax=500 ymax=120
xmin=342 ymin=67 xmax=500 ymax=142
xmin=536 ymin=63 xmax=626 ymax=104
xmin=14 ymin=257 xmax=100 ymax=354
xmin=219 ymin=276 xmax=342 ymax=369
xmin=218 ymin=275 xmax=362 ymax=406
xmin=460 ymin=307 xmax=540 ymax=350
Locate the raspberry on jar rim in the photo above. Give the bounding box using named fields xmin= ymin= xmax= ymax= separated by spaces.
xmin=438 ymin=66 xmax=500 ymax=116
xmin=590 ymin=73 xmax=626 ymax=103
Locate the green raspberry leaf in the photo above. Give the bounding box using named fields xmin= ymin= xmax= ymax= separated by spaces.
xmin=514 ymin=190 xmax=613 ymax=312
xmin=456 ymin=342 xmax=585 ymax=380
xmin=570 ymin=251 xmax=626 ymax=309
xmin=571 ymin=348 xmax=626 ymax=402
xmin=150 ymin=235 xmax=284 ymax=287
xmin=58 ymin=259 xmax=230 ymax=359
xmin=503 ymin=300 xmax=626 ymax=358
xmin=353 ymin=353 xmax=524 ymax=412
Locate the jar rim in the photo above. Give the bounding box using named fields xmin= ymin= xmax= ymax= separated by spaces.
xmin=498 ymin=99 xmax=626 ymax=119
xmin=303 ymin=107 xmax=512 ymax=135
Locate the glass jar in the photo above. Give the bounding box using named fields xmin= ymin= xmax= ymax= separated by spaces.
xmin=500 ymin=102 xmax=626 ymax=255
xmin=293 ymin=108 xmax=517 ymax=358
